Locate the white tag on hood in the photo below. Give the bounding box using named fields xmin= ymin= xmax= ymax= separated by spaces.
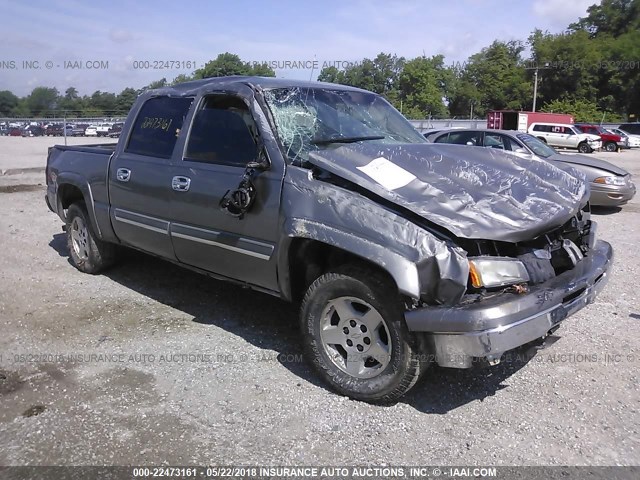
xmin=356 ymin=157 xmax=417 ymax=191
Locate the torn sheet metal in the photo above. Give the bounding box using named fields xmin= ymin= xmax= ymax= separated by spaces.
xmin=282 ymin=166 xmax=469 ymax=305
xmin=308 ymin=142 xmax=588 ymax=243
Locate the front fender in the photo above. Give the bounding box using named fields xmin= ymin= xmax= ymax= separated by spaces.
xmin=280 ymin=217 xmax=421 ymax=299
xmin=278 ymin=167 xmax=470 ymax=305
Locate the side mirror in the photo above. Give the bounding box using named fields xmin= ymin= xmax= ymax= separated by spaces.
xmin=246 ymin=158 xmax=270 ymax=170
xmin=246 ymin=147 xmax=270 ymax=170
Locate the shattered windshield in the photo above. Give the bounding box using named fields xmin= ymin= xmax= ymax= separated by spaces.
xmin=263 ymin=87 xmax=427 ymax=164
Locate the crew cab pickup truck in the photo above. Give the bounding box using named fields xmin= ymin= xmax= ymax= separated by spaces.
xmin=46 ymin=77 xmax=613 ymax=403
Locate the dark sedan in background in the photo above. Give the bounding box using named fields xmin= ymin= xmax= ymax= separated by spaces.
xmin=427 ymin=129 xmax=636 ymax=207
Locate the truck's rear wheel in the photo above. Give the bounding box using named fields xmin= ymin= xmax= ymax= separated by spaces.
xmin=604 ymin=141 xmax=617 ymax=152
xmin=300 ymin=266 xmax=423 ymax=403
xmin=66 ymin=202 xmax=117 ymax=274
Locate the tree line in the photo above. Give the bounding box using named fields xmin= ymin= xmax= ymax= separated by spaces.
xmin=0 ymin=0 xmax=638 ymax=122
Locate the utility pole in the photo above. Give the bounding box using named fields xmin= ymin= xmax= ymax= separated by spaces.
xmin=532 ymin=68 xmax=539 ymax=112
xmin=526 ymin=62 xmax=548 ymax=112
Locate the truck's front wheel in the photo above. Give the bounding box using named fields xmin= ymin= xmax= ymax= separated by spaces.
xmin=578 ymin=142 xmax=592 ymax=153
xmin=66 ymin=202 xmax=117 ymax=274
xmin=300 ymin=266 xmax=423 ymax=403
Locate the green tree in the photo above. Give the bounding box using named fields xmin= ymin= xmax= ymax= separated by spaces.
xmin=116 ymin=88 xmax=139 ymax=114
xmin=58 ymin=87 xmax=83 ymax=115
xmin=570 ymin=0 xmax=640 ymax=37
xmin=143 ymin=78 xmax=168 ymax=90
xmin=170 ymin=74 xmax=194 ymax=85
xmin=87 ymin=91 xmax=118 ymax=115
xmin=0 ymin=90 xmax=19 ymax=116
xmin=25 ymin=87 xmax=59 ymax=116
xmin=541 ymin=98 xmax=604 ymax=123
xmin=317 ymin=53 xmax=405 ymax=106
xmin=398 ymin=55 xmax=453 ymax=118
xmin=317 ymin=65 xmax=344 ymax=84
xmin=193 ymin=53 xmax=275 ymax=78
xmin=450 ymin=41 xmax=531 ymax=118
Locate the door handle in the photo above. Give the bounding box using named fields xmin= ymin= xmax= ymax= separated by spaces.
xmin=172 ymin=176 xmax=191 ymax=192
xmin=116 ymin=168 xmax=131 ymax=182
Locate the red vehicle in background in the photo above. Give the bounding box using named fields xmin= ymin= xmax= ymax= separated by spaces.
xmin=487 ymin=110 xmax=574 ymax=131
xmin=575 ymin=124 xmax=628 ymax=152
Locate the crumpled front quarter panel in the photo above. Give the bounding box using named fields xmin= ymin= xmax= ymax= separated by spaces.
xmin=281 ymin=166 xmax=469 ymax=304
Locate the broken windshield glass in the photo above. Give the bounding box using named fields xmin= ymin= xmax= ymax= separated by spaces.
xmin=263 ymin=87 xmax=426 ymax=164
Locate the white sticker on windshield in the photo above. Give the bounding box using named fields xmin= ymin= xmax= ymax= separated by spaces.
xmin=356 ymin=157 xmax=417 ymax=191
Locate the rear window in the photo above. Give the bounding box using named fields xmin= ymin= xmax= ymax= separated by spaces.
xmin=126 ymin=96 xmax=193 ymax=159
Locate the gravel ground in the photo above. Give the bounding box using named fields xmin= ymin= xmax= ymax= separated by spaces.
xmin=0 ymin=137 xmax=639 ymax=467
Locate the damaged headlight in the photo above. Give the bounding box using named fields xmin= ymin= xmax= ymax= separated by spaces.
xmin=593 ymin=176 xmax=626 ymax=186
xmin=468 ymin=257 xmax=530 ymax=289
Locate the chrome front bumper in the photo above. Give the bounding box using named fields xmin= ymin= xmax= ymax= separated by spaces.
xmin=405 ymin=240 xmax=613 ymax=368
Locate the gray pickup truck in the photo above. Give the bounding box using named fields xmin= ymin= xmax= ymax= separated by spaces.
xmin=46 ymin=77 xmax=613 ymax=403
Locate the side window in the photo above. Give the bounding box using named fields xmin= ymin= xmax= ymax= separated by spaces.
xmin=434 ymin=133 xmax=450 ymax=143
xmin=126 ymin=97 xmax=193 ymax=159
xmin=184 ymin=95 xmax=258 ymax=167
xmin=448 ymin=131 xmax=481 ymax=146
xmin=483 ymin=133 xmax=505 ymax=149
xmin=532 ymin=124 xmax=548 ymax=132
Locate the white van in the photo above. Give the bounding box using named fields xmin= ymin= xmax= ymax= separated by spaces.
xmin=528 ymin=123 xmax=601 ymax=153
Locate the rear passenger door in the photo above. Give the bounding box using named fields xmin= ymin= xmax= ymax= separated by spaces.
xmin=168 ymin=90 xmax=284 ymax=291
xmin=108 ymin=96 xmax=194 ymax=259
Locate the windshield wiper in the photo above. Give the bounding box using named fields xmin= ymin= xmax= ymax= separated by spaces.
xmin=311 ymin=135 xmax=385 ymax=145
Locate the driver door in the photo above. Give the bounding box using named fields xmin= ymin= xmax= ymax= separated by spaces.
xmin=168 ymin=91 xmax=283 ymax=291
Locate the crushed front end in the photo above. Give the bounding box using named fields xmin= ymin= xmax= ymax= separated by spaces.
xmin=405 ymin=206 xmax=614 ymax=368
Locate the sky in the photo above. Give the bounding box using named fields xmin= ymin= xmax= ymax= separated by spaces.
xmin=0 ymin=0 xmax=598 ymax=97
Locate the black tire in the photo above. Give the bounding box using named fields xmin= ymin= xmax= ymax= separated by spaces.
xmin=604 ymin=142 xmax=617 ymax=152
xmin=66 ymin=202 xmax=117 ymax=274
xmin=578 ymin=142 xmax=592 ymax=154
xmin=300 ymin=265 xmax=424 ymax=403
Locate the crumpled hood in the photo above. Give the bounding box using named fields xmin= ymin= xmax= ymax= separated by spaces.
xmin=307 ymin=142 xmax=588 ymax=243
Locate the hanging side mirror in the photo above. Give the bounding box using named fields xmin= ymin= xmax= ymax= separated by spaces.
xmin=246 ymin=147 xmax=270 ymax=171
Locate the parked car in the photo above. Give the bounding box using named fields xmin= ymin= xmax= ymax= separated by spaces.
xmin=528 ymin=122 xmax=602 ymax=153
xmin=45 ymin=77 xmax=613 ymax=402
xmin=575 ymin=124 xmax=627 ymax=151
xmin=84 ymin=125 xmax=98 ymax=136
xmin=107 ymin=122 xmax=124 ymax=138
xmin=46 ymin=124 xmax=72 ymax=136
xmin=431 ymin=128 xmax=636 ymax=207
xmin=8 ymin=127 xmax=22 ymax=136
xmin=618 ymin=123 xmax=640 ymax=135
xmin=610 ymin=127 xmax=640 ymax=148
xmin=22 ymin=125 xmax=45 ymax=137
xmin=46 ymin=124 xmax=63 ymax=136
xmin=72 ymin=124 xmax=89 ymax=136
xmin=96 ymin=123 xmax=113 ymax=137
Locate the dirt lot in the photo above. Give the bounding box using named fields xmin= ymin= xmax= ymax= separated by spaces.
xmin=0 ymin=137 xmax=639 ymax=467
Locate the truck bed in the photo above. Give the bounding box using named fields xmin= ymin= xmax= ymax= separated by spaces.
xmin=51 ymin=143 xmax=117 ymax=154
